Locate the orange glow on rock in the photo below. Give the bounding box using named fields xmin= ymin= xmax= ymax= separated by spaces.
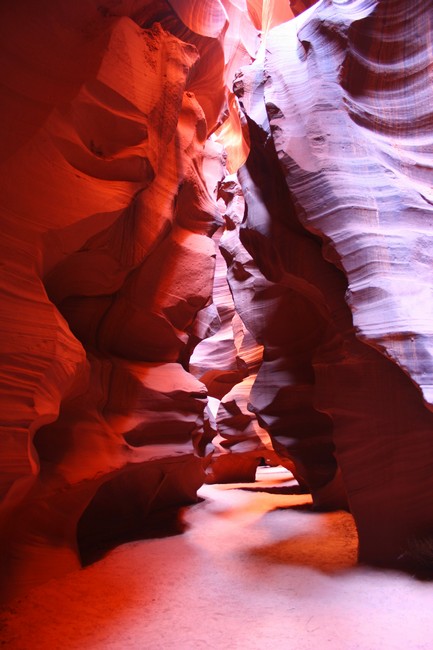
xmin=246 ymin=0 xmax=294 ymax=35
xmin=213 ymin=0 xmax=297 ymax=173
xmin=214 ymin=92 xmax=250 ymax=174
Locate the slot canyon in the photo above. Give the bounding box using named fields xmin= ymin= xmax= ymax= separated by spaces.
xmin=2 ymin=0 xmax=433 ymax=647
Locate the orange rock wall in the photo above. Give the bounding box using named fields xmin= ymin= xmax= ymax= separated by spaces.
xmin=2 ymin=0 xmax=433 ymax=601
xmin=0 ymin=0 xmax=229 ymax=601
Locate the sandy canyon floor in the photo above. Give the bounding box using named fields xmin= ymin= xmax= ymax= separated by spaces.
xmin=2 ymin=468 xmax=433 ymax=649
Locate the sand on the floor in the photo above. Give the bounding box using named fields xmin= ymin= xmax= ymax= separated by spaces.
xmin=1 ymin=468 xmax=433 ymax=650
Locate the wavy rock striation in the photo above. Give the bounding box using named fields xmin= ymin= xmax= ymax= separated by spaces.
xmin=0 ymin=0 xmax=227 ymax=601
xmin=236 ymin=0 xmax=433 ymax=566
xmin=2 ymin=0 xmax=433 ymax=599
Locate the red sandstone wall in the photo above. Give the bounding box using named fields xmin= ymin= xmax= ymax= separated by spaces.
xmin=2 ymin=0 xmax=433 ymax=602
xmin=0 ymin=0 xmax=231 ymax=601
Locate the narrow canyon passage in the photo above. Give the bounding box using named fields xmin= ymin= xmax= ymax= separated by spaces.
xmin=2 ymin=468 xmax=433 ymax=650
xmin=3 ymin=0 xmax=433 ymax=637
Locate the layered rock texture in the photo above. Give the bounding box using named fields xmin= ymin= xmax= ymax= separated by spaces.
xmin=0 ymin=0 xmax=228 ymax=601
xmin=1 ymin=0 xmax=433 ymax=602
xmin=235 ymin=0 xmax=433 ymax=566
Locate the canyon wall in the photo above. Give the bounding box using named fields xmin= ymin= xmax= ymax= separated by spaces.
xmin=1 ymin=0 xmax=433 ymax=602
xmin=0 ymin=0 xmax=230 ymax=601
xmin=235 ymin=0 xmax=433 ymax=566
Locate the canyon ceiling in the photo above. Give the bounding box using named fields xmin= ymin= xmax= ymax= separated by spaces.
xmin=1 ymin=0 xmax=433 ymax=602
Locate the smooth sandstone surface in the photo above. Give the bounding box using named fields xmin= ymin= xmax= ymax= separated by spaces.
xmin=0 ymin=0 xmax=226 ymax=602
xmin=235 ymin=0 xmax=433 ymax=564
